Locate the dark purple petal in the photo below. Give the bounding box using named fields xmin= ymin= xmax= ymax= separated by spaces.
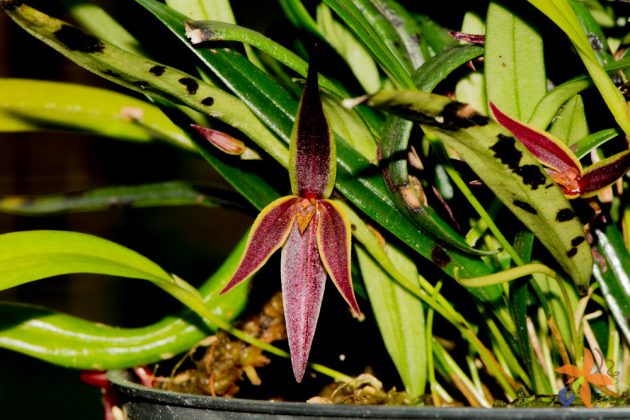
xmin=317 ymin=200 xmax=362 ymax=318
xmin=289 ymin=52 xmax=335 ymax=200
xmin=281 ymin=217 xmax=327 ymax=382
xmin=221 ymin=196 xmax=299 ymax=294
xmin=490 ymin=102 xmax=582 ymax=174
xmin=579 ymin=149 xmax=630 ymax=197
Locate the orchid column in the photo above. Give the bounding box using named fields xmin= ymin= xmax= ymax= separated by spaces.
xmin=220 ymin=54 xmax=362 ymax=382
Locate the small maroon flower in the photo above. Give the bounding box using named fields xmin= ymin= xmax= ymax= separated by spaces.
xmin=220 ymin=55 xmax=362 ymax=382
xmin=490 ymin=102 xmax=630 ymax=198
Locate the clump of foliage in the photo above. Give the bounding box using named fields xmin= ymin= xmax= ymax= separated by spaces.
xmin=1 ymin=0 xmax=630 ymax=412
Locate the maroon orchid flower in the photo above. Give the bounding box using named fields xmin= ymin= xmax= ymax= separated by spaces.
xmin=220 ymin=56 xmax=362 ymax=382
xmin=490 ymin=102 xmax=630 ymax=198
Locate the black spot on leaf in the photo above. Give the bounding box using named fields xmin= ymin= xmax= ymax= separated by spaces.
xmin=571 ymin=236 xmax=585 ymax=247
xmin=556 ymin=208 xmax=575 ymax=222
xmin=102 ymin=69 xmax=120 ymax=78
xmin=491 ymin=135 xmax=522 ymax=169
xmin=149 ymin=65 xmax=166 ymax=76
xmin=491 ymin=135 xmax=546 ymax=189
xmin=54 ymin=25 xmax=104 ymax=53
xmin=441 ymin=102 xmax=490 ymax=129
xmin=514 ymin=165 xmax=546 ymax=190
xmin=431 ymin=246 xmax=451 ymax=268
xmin=512 ymin=200 xmax=537 ymax=215
xmin=566 ymin=248 xmax=578 ymax=258
xmin=179 ymin=77 xmax=199 ymax=95
xmin=201 ymin=97 xmax=214 ymax=106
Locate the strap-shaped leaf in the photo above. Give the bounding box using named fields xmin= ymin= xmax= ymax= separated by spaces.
xmin=528 ymin=0 xmax=630 ymax=136
xmin=0 ymin=235 xmax=251 ymax=369
xmin=322 ymin=0 xmax=414 ymax=87
xmin=0 ymin=1 xmax=289 ymax=169
xmin=363 ymin=90 xmax=593 ymax=290
xmin=0 ymin=78 xmax=192 ymax=149
xmin=135 ymin=0 xmax=503 ymax=301
xmin=0 ymin=230 xmax=215 ymax=321
xmin=356 ymin=245 xmax=426 ymax=397
xmin=485 ymin=1 xmax=546 ymax=120
xmin=0 ymin=181 xmax=246 ymax=215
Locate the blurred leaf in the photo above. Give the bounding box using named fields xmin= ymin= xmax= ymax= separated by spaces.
xmin=593 ymin=225 xmax=630 ymax=344
xmin=415 ymin=13 xmax=456 ymax=54
xmin=0 ymin=235 xmax=250 ymax=369
xmin=485 ymin=1 xmax=546 ymax=120
xmin=357 ymin=244 xmax=426 ymax=397
xmin=0 ymin=78 xmax=193 ymax=150
xmin=0 ymin=181 xmax=247 ymax=215
xmin=0 ymin=230 xmax=214 ymax=322
xmin=321 ymin=93 xmax=377 ymax=162
xmin=279 ymin=0 xmax=321 ymax=35
xmin=322 ymin=0 xmax=413 ymax=87
xmin=166 ymin=0 xmax=235 ymax=22
xmin=1 ymin=2 xmax=289 ymax=168
xmin=569 ymin=0 xmax=613 ymax=66
xmin=549 ymin=94 xmax=589 ymax=146
xmin=528 ymin=0 xmax=630 ymax=136
xmin=316 ymin=3 xmax=381 ymax=93
xmin=58 ymin=0 xmax=143 ymax=54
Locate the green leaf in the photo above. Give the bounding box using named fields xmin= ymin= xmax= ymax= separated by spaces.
xmin=279 ymin=0 xmax=321 ymax=36
xmin=363 ymin=90 xmax=593 ymax=290
xmin=316 ymin=3 xmax=381 ymax=93
xmin=0 ymin=181 xmax=247 ymax=215
xmin=321 ymin=93 xmax=377 ymax=162
xmin=0 ymin=78 xmax=193 ymax=150
xmin=379 ymin=43 xmax=493 ymax=257
xmin=528 ymin=77 xmax=591 ymax=130
xmin=184 ymin=19 xmax=340 ymax=94
xmin=593 ymin=225 xmax=630 ymax=344
xmin=0 ymin=234 xmax=250 ymax=369
xmin=166 ymin=0 xmax=235 ymax=22
xmin=548 ymin=94 xmax=589 ymax=146
xmin=528 ymin=0 xmax=630 ymax=136
xmin=485 ymin=1 xmax=546 ymax=121
xmin=135 ymin=0 xmax=502 ymax=300
xmin=569 ymin=0 xmax=613 ymax=66
xmin=357 ymin=244 xmax=426 ymax=397
xmin=573 ymin=128 xmax=620 ymax=160
xmin=322 ymin=0 xmax=414 ymax=87
xmin=1 ymin=2 xmax=289 ymax=168
xmin=0 ymin=230 xmax=212 ymax=322
xmin=58 ymin=0 xmax=144 ymax=54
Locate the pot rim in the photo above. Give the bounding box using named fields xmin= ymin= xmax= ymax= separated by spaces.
xmin=107 ymin=369 xmax=630 ymax=419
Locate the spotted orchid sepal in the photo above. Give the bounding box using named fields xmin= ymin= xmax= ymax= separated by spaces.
xmin=220 ymin=56 xmax=362 ymax=382
xmin=490 ymin=102 xmax=630 ymax=198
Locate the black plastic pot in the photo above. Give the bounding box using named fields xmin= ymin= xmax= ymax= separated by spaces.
xmin=108 ymin=370 xmax=630 ymax=419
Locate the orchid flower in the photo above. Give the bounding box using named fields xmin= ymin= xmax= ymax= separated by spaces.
xmin=555 ymin=348 xmax=614 ymax=407
xmin=490 ymin=102 xmax=630 ymax=199
xmin=220 ymin=55 xmax=362 ymax=382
